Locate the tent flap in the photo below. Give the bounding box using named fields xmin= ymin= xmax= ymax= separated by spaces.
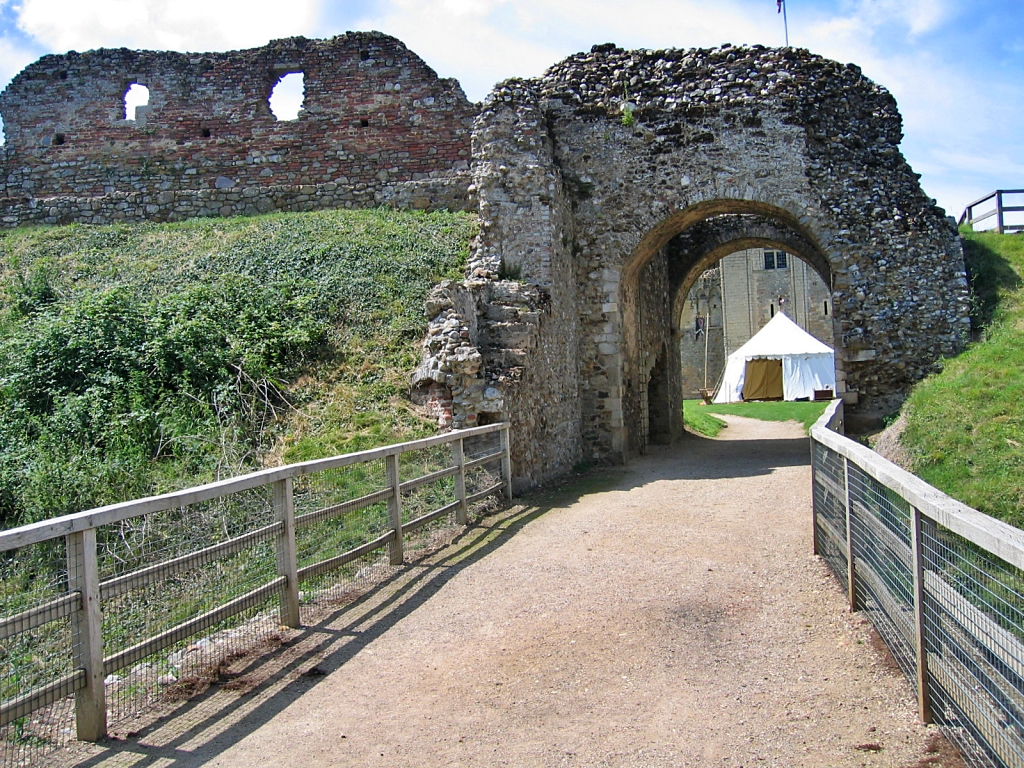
xmin=743 ymin=359 xmax=783 ymax=400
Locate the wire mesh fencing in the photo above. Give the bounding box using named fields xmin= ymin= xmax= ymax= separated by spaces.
xmin=1 ymin=539 xmax=77 ymax=768
xmin=0 ymin=423 xmax=511 ymax=767
xmin=95 ymin=486 xmax=281 ymax=726
xmin=811 ymin=401 xmax=1024 ymax=768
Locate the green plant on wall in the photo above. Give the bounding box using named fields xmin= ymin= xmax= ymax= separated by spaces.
xmin=620 ymin=79 xmax=636 ymax=127
xmin=621 ymin=104 xmax=635 ymax=128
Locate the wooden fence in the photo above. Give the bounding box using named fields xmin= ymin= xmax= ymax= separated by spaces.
xmin=811 ymin=402 xmax=1024 ymax=767
xmin=959 ymin=190 xmax=1024 ymax=234
xmin=0 ymin=423 xmax=511 ymax=756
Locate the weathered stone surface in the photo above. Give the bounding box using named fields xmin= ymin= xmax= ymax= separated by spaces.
xmin=0 ymin=33 xmax=475 ymax=222
xmin=468 ymin=43 xmax=969 ymax=484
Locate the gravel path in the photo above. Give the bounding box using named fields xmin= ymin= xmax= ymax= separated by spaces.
xmin=89 ymin=416 xmax=961 ymax=767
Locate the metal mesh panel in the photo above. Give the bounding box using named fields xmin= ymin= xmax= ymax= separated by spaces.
xmin=922 ymin=523 xmax=1024 ymax=768
xmin=464 ymin=431 xmax=505 ymax=513
xmin=847 ymin=462 xmax=917 ymax=679
xmin=400 ymin=442 xmax=460 ymax=561
xmin=96 ymin=487 xmax=280 ymax=725
xmin=1 ymin=425 xmax=512 ymax=765
xmin=294 ymin=459 xmax=393 ymax=620
xmin=812 ymin=442 xmax=848 ymax=588
xmin=0 ymin=539 xmax=77 ymax=768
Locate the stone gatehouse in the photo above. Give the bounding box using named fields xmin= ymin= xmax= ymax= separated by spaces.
xmin=1 ymin=35 xmax=971 ymax=489
xmin=464 ymin=43 xmax=969 ymax=486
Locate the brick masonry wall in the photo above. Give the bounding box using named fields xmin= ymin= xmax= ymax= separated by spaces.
xmin=0 ymin=32 xmax=475 ymax=223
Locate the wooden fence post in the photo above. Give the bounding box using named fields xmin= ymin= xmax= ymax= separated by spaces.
xmin=386 ymin=453 xmax=404 ymax=565
xmin=911 ymin=507 xmax=933 ymax=724
xmin=453 ymin=438 xmax=468 ymax=526
xmin=500 ymin=425 xmax=513 ymax=501
xmin=844 ymin=457 xmax=857 ymax=612
xmin=66 ymin=529 xmax=107 ymax=742
xmin=996 ymin=191 xmax=1005 ymax=235
xmin=810 ymin=439 xmax=820 ymax=556
xmin=274 ymin=477 xmax=300 ymax=629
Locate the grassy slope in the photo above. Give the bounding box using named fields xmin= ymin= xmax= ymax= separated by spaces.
xmin=0 ymin=209 xmax=476 ymax=527
xmin=900 ymin=230 xmax=1024 ymax=527
xmin=682 ymin=399 xmax=829 ymax=437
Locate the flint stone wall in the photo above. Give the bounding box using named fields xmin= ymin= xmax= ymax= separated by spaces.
xmin=0 ymin=33 xmax=475 ymax=224
xmin=469 ymin=43 xmax=970 ymax=483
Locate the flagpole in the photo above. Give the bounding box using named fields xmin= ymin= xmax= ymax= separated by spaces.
xmin=782 ymin=0 xmax=789 ymax=46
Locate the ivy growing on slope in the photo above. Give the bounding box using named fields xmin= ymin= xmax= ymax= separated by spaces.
xmin=0 ymin=208 xmax=476 ymax=527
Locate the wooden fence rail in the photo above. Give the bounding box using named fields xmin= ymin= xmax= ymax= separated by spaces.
xmin=810 ymin=402 xmax=1024 ymax=767
xmin=0 ymin=423 xmax=512 ymax=747
xmin=959 ymin=189 xmax=1024 ymax=234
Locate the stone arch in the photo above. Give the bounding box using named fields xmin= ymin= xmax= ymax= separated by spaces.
xmin=469 ymin=42 xmax=971 ymax=485
xmin=614 ymin=202 xmax=840 ymax=456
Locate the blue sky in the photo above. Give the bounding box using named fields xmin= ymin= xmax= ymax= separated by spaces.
xmin=0 ymin=0 xmax=1021 ymax=220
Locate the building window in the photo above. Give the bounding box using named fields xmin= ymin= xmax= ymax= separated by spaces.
xmin=823 ymin=300 xmax=830 ymax=316
xmin=764 ymin=250 xmax=789 ymax=270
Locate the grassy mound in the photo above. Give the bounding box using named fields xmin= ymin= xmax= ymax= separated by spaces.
xmin=900 ymin=229 xmax=1024 ymax=527
xmin=0 ymin=209 xmax=476 ymax=528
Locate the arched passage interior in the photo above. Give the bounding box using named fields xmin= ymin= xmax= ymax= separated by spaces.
xmin=617 ymin=203 xmax=836 ymax=458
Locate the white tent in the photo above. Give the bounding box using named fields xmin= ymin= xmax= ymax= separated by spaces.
xmin=713 ymin=312 xmax=836 ymax=403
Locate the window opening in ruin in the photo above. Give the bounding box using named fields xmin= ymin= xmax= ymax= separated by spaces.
xmin=824 ymin=300 xmax=830 ymax=316
xmin=124 ymin=84 xmax=150 ymax=121
xmin=763 ymin=250 xmax=788 ymax=270
xmin=269 ymin=72 xmax=305 ymax=121
xmin=360 ymin=118 xmax=370 ymax=128
xmin=201 ymin=127 xmax=211 ymax=138
xmin=770 ymin=303 xmax=776 ymax=317
xmin=54 ymin=133 xmax=65 ymax=146
xmin=360 ymin=49 xmax=370 ymax=61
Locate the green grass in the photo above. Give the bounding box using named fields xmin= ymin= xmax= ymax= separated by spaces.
xmin=681 ymin=403 xmax=728 ymax=437
xmin=898 ymin=229 xmax=1024 ymax=527
xmin=0 ymin=208 xmax=477 ymax=528
xmin=683 ymin=399 xmax=829 ymax=437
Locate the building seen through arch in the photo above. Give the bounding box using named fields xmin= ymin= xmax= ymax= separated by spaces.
xmin=681 ymin=247 xmax=834 ymax=399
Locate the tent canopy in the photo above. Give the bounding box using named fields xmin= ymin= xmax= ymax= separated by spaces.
xmin=713 ymin=312 xmax=835 ymax=403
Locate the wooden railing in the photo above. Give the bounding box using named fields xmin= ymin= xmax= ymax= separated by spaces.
xmin=810 ymin=402 xmax=1024 ymax=766
xmin=959 ymin=189 xmax=1024 ymax=234
xmin=0 ymin=423 xmax=511 ymax=757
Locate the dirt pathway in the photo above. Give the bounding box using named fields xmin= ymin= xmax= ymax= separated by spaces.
xmin=88 ymin=416 xmax=960 ymax=767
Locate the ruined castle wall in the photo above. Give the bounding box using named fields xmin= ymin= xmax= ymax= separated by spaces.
xmin=0 ymin=33 xmax=475 ymax=224
xmin=473 ymin=43 xmax=970 ymax=474
xmin=471 ymin=81 xmax=583 ymax=486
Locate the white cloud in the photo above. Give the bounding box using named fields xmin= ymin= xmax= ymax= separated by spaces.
xmin=847 ymin=0 xmax=952 ymax=37
xmin=355 ymin=0 xmax=779 ymax=101
xmin=14 ymin=0 xmax=320 ymax=53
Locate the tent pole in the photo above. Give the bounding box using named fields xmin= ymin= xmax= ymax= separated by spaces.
xmin=703 ymin=310 xmax=710 ymax=390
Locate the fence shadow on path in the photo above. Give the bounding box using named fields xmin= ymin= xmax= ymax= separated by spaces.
xmin=66 ymin=422 xmax=809 ymax=767
xmin=67 ymin=496 xmax=583 ymax=766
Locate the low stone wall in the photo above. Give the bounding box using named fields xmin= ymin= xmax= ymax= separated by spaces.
xmin=0 ymin=173 xmax=473 ymax=228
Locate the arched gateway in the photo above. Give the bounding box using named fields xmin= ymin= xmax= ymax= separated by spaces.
xmin=463 ymin=43 xmax=969 ymax=486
